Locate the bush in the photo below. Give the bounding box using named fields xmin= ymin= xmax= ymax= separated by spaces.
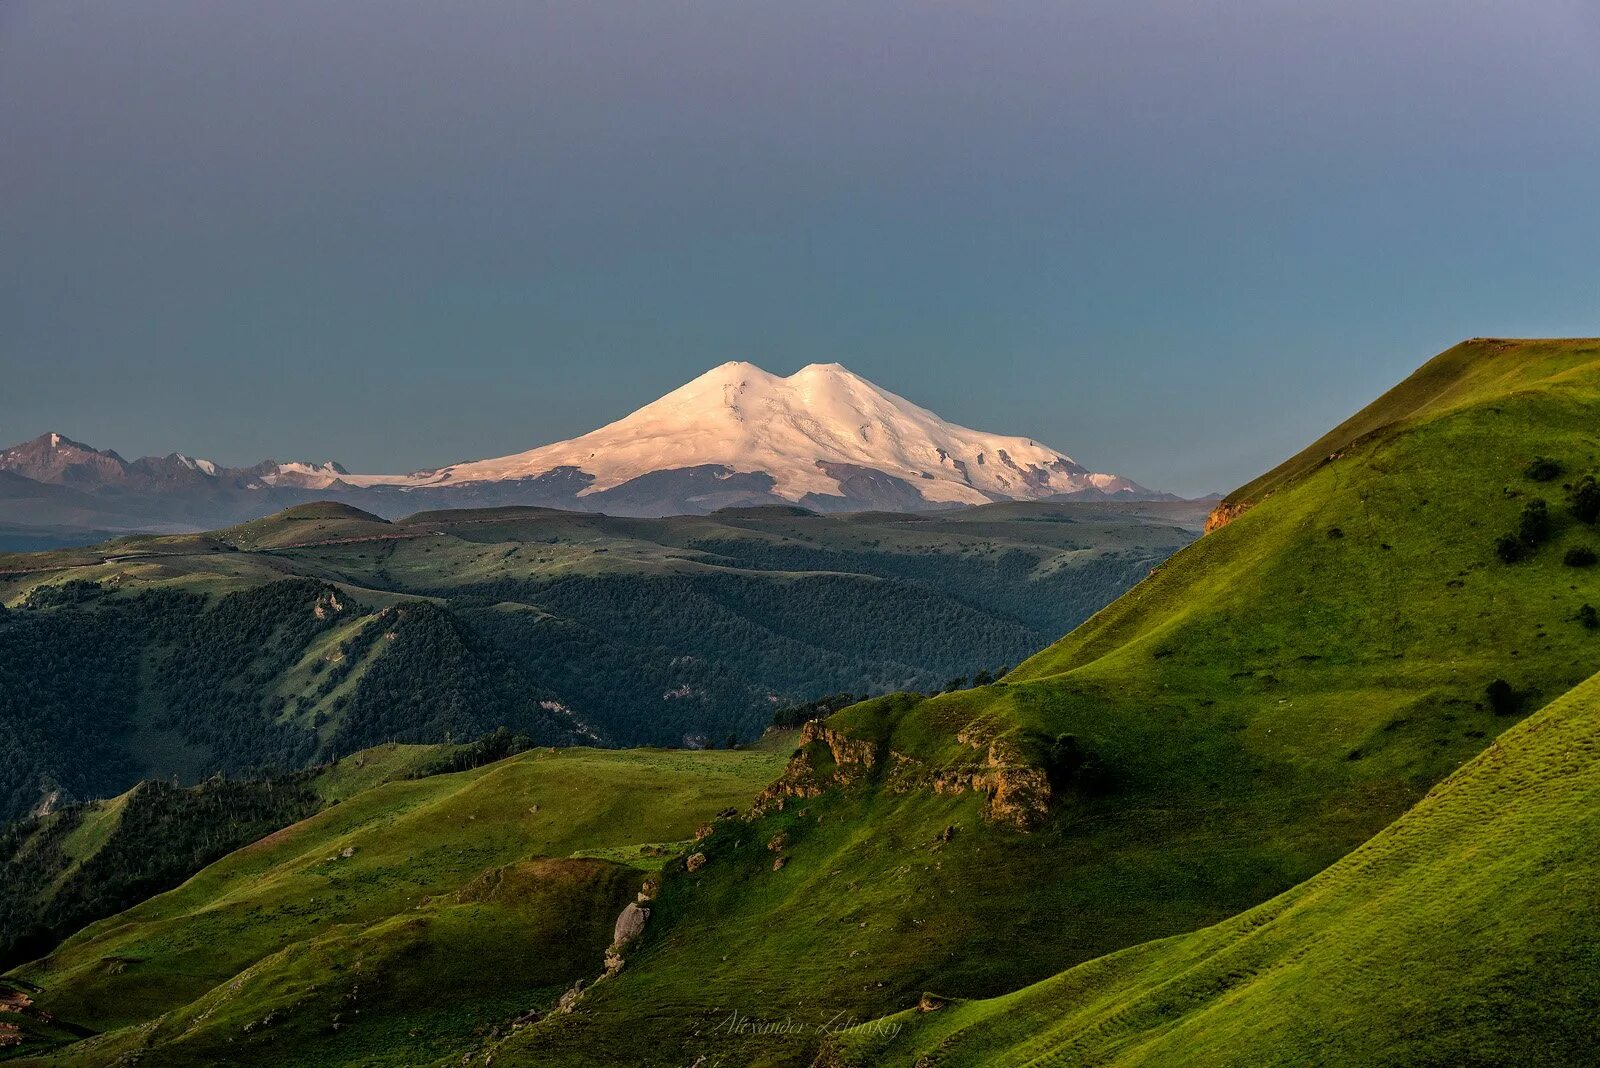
xmin=1579 ymin=604 xmax=1599 ymax=630
xmin=1042 ymin=733 xmax=1113 ymax=796
xmin=22 ymin=580 xmax=104 ymax=610
xmin=1572 ymin=476 xmax=1600 ymax=524
xmin=770 ymin=692 xmax=859 ymax=730
xmin=1485 ymin=679 xmax=1520 ymax=716
xmin=1519 ymin=499 xmax=1553 ymax=546
xmin=1524 ymin=456 xmax=1563 ymax=482
xmin=1496 ymin=534 xmax=1527 ymax=564
xmin=1565 ymin=547 xmax=1598 ymax=568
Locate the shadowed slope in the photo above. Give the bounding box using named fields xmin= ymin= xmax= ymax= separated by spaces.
xmin=827 ymin=660 xmax=1600 ymax=1066
xmin=7 ymin=745 xmax=788 ymax=1065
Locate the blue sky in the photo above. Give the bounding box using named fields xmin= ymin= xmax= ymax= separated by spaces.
xmin=3 ymin=1 xmax=1597 ymax=495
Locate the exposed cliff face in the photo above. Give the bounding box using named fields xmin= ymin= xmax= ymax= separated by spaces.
xmin=755 ymin=719 xmax=1052 ymax=829
xmin=1203 ymin=498 xmax=1250 ymax=534
xmin=914 ymin=736 xmax=1052 ymax=829
xmin=753 ymin=720 xmax=882 ymax=815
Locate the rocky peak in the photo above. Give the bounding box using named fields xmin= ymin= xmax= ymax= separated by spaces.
xmin=0 ymin=432 xmax=129 ymax=486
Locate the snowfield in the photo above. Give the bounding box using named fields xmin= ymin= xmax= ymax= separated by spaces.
xmin=339 ymin=362 xmax=1147 ymax=505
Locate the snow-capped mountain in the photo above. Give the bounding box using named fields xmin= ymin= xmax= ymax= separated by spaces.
xmin=251 ymin=459 xmax=350 ymax=489
xmin=0 ymin=364 xmax=1164 ymax=531
xmin=348 ymin=362 xmax=1153 ymax=510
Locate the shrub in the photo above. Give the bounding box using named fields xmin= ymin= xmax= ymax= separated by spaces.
xmin=1485 ymin=679 xmax=1520 ymax=716
xmin=1564 ymin=547 xmax=1597 ymax=568
xmin=1495 ymin=534 xmax=1527 ymax=564
xmin=1579 ymin=604 xmax=1599 ymax=630
xmin=1478 ymin=681 xmax=1516 ymax=713
xmin=770 ymin=692 xmax=859 ymax=730
xmin=1041 ymin=733 xmax=1113 ymax=795
xmin=1572 ymin=476 xmax=1600 ymax=524
xmin=22 ymin=579 xmax=104 ymax=610
xmin=1524 ymin=456 xmax=1563 ymax=482
xmin=1519 ymin=499 xmax=1553 ymax=546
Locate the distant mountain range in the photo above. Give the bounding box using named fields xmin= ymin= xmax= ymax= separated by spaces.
xmin=0 ymin=364 xmax=1174 ymax=535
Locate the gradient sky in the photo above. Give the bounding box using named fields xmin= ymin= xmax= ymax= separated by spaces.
xmin=3 ymin=1 xmax=1598 ymax=496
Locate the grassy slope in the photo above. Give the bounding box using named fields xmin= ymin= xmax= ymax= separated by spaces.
xmin=1220 ymin=336 xmax=1579 ymax=508
xmin=213 ymin=502 xmax=399 ymax=551
xmin=486 ymin=339 xmax=1600 ymax=1065
xmin=7 ymin=745 xmax=788 ymax=1066
xmin=828 ymin=661 xmax=1600 ymax=1067
xmin=1 ymin=745 xmax=449 ymax=975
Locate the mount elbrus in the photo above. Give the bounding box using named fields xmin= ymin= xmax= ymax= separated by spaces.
xmin=0 ymin=363 xmax=1164 ymax=534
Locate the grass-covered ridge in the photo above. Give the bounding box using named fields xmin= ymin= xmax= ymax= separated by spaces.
xmin=481 ymin=338 xmax=1600 ymax=1065
xmin=1221 ymin=336 xmax=1600 ymax=511
xmin=5 ymin=744 xmax=789 ymax=1065
xmin=826 ymin=658 xmax=1600 ymax=1066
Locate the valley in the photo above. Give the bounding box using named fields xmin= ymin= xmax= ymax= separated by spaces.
xmin=0 ymin=499 xmax=1200 ymax=824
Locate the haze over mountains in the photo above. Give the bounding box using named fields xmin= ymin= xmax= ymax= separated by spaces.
xmin=0 ymin=364 xmax=1168 ymax=540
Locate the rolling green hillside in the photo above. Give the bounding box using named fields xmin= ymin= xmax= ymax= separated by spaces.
xmin=3 ymin=743 xmax=789 ymax=1065
xmin=0 ymin=744 xmax=447 ymax=970
xmin=825 ymin=659 xmax=1600 ymax=1066
xmin=0 ymin=500 xmax=1196 ymax=822
xmin=477 ymin=338 xmax=1600 ymax=1065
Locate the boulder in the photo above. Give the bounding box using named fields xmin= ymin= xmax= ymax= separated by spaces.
xmin=612 ymin=902 xmax=650 ymax=948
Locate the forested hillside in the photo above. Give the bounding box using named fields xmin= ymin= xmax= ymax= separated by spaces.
xmin=0 ymin=501 xmax=1198 ymax=821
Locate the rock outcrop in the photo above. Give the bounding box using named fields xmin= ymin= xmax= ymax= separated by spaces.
xmin=924 ymin=736 xmax=1052 ymax=829
xmin=753 ymin=717 xmax=1053 ymax=829
xmin=753 ymin=720 xmax=882 ymax=814
xmin=1203 ymin=498 xmax=1250 ymax=534
xmin=312 ymin=589 xmax=346 ymax=620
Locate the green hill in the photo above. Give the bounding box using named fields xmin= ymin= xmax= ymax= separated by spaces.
xmin=213 ymin=501 xmax=397 ymax=551
xmin=477 ymin=338 xmax=1600 ymax=1065
xmin=0 ymin=744 xmax=447 ymax=970
xmin=3 ymin=744 xmax=789 ymax=1064
xmin=825 ymin=659 xmax=1600 ymax=1066
xmin=1220 ymin=336 xmax=1599 ymax=515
